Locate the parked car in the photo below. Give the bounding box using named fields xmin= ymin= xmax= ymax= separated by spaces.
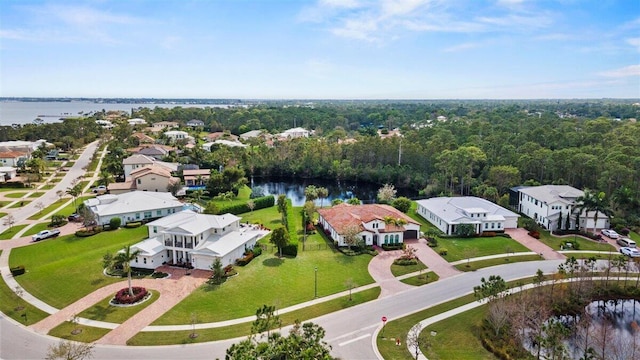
xmin=620 ymin=247 xmax=640 ymax=258
xmin=601 ymin=229 xmax=619 ymax=239
xmin=92 ymin=185 xmax=107 ymax=194
xmin=617 ymin=237 xmax=637 ymax=248
xmin=67 ymin=213 xmax=81 ymax=222
xmin=32 ymin=229 xmax=61 ymax=242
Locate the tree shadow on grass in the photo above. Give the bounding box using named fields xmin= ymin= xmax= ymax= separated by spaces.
xmin=85 ymin=305 xmax=116 ymax=321
xmin=263 ymin=257 xmax=284 ymax=267
xmin=90 ymin=278 xmax=105 ymax=286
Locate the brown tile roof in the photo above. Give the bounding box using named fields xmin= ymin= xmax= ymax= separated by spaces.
xmin=130 ymin=165 xmax=172 ymax=179
xmin=317 ymin=203 xmax=418 ymax=234
xmin=108 ymin=180 xmax=135 ymax=190
xmin=132 ymin=132 xmax=155 ymax=143
xmin=0 ymin=151 xmax=28 ymax=158
xmin=183 ymin=169 xmax=211 ymax=176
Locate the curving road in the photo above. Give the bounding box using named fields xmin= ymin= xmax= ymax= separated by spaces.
xmin=1 ymin=259 xmax=564 ymax=360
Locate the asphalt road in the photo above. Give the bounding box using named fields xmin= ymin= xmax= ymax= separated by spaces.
xmin=1 ymin=259 xmax=564 ymax=360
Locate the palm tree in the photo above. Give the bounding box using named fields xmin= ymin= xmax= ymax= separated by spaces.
xmin=98 ymin=170 xmax=113 ymax=188
xmin=574 ymin=190 xmax=613 ymax=234
xmin=114 ymin=245 xmax=141 ymax=296
xmin=66 ymin=184 xmax=82 ymax=210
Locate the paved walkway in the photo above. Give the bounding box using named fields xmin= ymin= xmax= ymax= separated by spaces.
xmin=405 ymin=238 xmax=462 ymax=279
xmin=505 ymin=228 xmax=566 ymax=260
xmin=367 ymin=249 xmax=414 ymax=298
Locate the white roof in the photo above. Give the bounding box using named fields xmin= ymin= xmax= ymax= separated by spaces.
xmin=149 ymin=210 xmax=241 ymax=236
xmin=164 ymin=130 xmax=189 ymax=136
xmin=131 ymin=237 xmax=165 ymax=256
xmin=191 ymin=230 xmax=257 ymax=257
xmin=284 ymin=127 xmax=309 ymax=134
xmin=85 ymin=191 xmax=183 ymax=217
xmin=518 ymin=185 xmax=583 ymax=205
xmin=416 ymin=196 xmax=519 ymax=224
xmin=240 ymin=130 xmax=263 ymax=139
xmin=123 ymin=154 xmax=155 ymax=165
xmin=213 ymin=140 xmax=248 ymax=148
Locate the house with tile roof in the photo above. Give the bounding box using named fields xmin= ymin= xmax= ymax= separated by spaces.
xmin=517 ymin=185 xmax=609 ymax=231
xmin=128 ymin=210 xmax=270 ymax=270
xmin=131 ymin=132 xmax=155 ymax=144
xmin=109 ymin=164 xmax=180 ymax=195
xmin=0 ymin=151 xmax=29 ymax=167
xmin=416 ymin=197 xmax=519 ymax=235
xmin=317 ymin=203 xmax=420 ymax=247
xmin=84 ymin=191 xmax=184 ymax=226
xmin=183 ymin=169 xmax=210 ymax=187
xmin=122 ymin=154 xmax=178 ymax=180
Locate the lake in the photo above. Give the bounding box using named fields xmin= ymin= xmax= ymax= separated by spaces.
xmin=250 ymin=176 xmax=419 ymax=207
xmin=0 ymin=101 xmax=237 ymax=126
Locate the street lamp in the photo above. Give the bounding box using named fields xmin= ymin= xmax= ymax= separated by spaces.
xmin=314 ymin=267 xmax=318 ymax=298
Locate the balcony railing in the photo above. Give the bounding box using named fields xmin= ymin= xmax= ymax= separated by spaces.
xmin=164 ymin=239 xmax=172 ymax=246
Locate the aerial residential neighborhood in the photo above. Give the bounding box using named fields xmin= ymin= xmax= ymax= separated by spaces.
xmin=1 ymin=0 xmax=639 ymax=359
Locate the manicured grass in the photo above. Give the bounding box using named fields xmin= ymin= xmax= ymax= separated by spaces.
xmin=538 ymin=231 xmax=614 ymax=251
xmin=9 ymin=227 xmax=148 ymax=308
xmin=455 ymin=254 xmax=543 ymax=271
xmin=400 ymin=271 xmax=439 ymax=286
xmin=65 ymin=161 xmax=75 ymax=167
xmin=0 ymin=251 xmax=50 ymax=325
xmin=27 ymin=198 xmax=69 ymax=220
xmin=560 ymin=252 xmax=620 ymax=260
xmin=0 ymin=212 xmax=7 ymax=218
xmin=52 ymin=196 xmax=93 ymax=217
xmin=77 ymin=290 xmax=159 ymax=324
xmin=9 ymin=200 xmax=30 ymax=208
xmin=0 ymin=224 xmax=29 ymax=240
xmin=23 ymin=222 xmax=52 ymax=237
xmin=4 ymin=192 xmax=29 ymax=198
xmin=78 ymin=180 xmax=91 ymax=192
xmin=203 ymin=185 xmax=252 ymax=208
xmin=40 ymin=184 xmax=55 ymax=190
xmin=129 ymin=287 xmax=381 ymax=345
xmin=435 ymin=236 xmax=531 ymax=262
xmin=627 ymin=231 xmax=640 ymax=242
xmin=391 ymin=259 xmax=428 ymax=277
xmin=423 ymin=306 xmax=494 ymax=360
xmin=28 ymin=191 xmax=45 ymax=198
xmin=48 ymin=321 xmax=110 ymax=343
xmin=377 ymin=293 xmax=479 ymax=359
xmin=0 ymin=188 xmax=30 ymax=192
xmin=153 ymin=249 xmax=375 ymax=324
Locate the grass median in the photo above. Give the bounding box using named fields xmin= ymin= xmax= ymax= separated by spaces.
xmin=454 ymin=254 xmax=543 ymax=271
xmin=128 ymin=287 xmax=381 ymax=345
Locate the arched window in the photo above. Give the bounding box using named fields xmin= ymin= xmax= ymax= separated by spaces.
xmin=384 ymin=235 xmax=389 ymax=244
xmin=395 ymin=234 xmax=399 ymax=243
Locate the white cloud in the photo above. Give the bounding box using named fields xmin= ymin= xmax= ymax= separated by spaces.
xmin=598 ymin=65 xmax=640 ymax=78
xmin=626 ymin=37 xmax=640 ymax=50
xmin=320 ymin=0 xmax=362 ymax=8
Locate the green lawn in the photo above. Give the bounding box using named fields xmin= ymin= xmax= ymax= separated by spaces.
xmin=9 ymin=227 xmax=148 ymax=308
xmin=627 ymin=231 xmax=640 ymax=242
xmin=48 ymin=321 xmax=110 ymax=343
xmin=0 ymin=251 xmax=50 ymax=325
xmin=435 ymin=236 xmax=531 ymax=262
xmin=455 ymin=254 xmax=543 ymax=271
xmin=560 ymin=252 xmax=620 ymax=260
xmin=0 ymin=212 xmax=7 ymax=218
xmin=129 ymin=287 xmax=381 ymax=345
xmin=27 ymin=198 xmax=69 ymax=220
xmin=4 ymin=192 xmax=29 ymax=198
xmin=9 ymin=200 xmax=31 ymax=208
xmin=538 ymin=231 xmax=615 ymax=251
xmin=400 ymin=271 xmax=439 ymax=286
xmin=52 ymin=196 xmax=93 ymax=217
xmin=28 ymin=191 xmax=45 ymax=198
xmin=23 ymin=222 xmax=52 ymax=237
xmin=0 ymin=224 xmax=29 ymax=240
xmin=40 ymin=184 xmax=55 ymax=190
xmin=391 ymin=259 xmax=428 ymax=277
xmin=77 ymin=290 xmax=159 ymax=324
xmin=423 ymin=306 xmax=495 ymax=360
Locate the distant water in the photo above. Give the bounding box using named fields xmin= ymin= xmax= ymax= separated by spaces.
xmin=0 ymin=101 xmax=234 ymax=125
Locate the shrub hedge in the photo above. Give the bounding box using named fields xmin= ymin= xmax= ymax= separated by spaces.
xmin=281 ymin=244 xmax=298 ymax=257
xmin=214 ymin=195 xmax=275 ymax=215
xmin=113 ymin=287 xmax=148 ymax=305
xmin=75 ymin=228 xmax=103 ymax=237
xmin=125 ymin=222 xmax=142 ymax=228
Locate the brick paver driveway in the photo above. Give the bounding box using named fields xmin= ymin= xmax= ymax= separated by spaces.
xmin=505 ymin=228 xmax=566 ymax=260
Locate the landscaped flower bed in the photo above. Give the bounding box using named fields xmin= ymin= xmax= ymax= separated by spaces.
xmin=112 ymin=287 xmax=148 ymax=305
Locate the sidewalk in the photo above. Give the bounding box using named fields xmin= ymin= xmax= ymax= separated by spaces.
xmin=405 ymin=238 xmax=462 ymax=279
xmin=505 ymin=228 xmax=566 ymax=260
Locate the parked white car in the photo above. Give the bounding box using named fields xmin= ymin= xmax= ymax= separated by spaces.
xmin=601 ymin=229 xmax=619 ymax=239
xmin=620 ymin=247 xmax=640 ymax=258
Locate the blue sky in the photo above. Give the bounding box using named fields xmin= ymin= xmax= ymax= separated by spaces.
xmin=1 ymin=0 xmax=638 ymax=99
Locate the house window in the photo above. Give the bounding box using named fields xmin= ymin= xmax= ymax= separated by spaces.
xmin=153 ymin=226 xmax=157 ymax=234
xmin=144 ymin=211 xmax=152 ymax=218
xmin=135 ymin=213 xmax=140 ymax=219
xmin=157 ymin=210 xmax=162 ymax=216
xmin=491 ymin=223 xmax=495 ymax=229
xmin=484 ymin=223 xmax=488 ymax=229
xmin=135 ymin=257 xmax=138 ymax=263
xmin=143 ymin=258 xmax=147 ymax=264
xmin=384 ymin=235 xmax=389 ymax=244
xmin=137 ymin=179 xmax=141 ymax=185
xmin=395 ymin=234 xmax=399 ymax=244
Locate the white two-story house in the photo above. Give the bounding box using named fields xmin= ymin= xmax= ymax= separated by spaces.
xmin=317 ymin=204 xmax=420 ymax=247
xmin=129 ymin=210 xmax=270 ymax=270
xmin=84 ymin=191 xmax=184 ymax=226
xmin=518 ymin=185 xmax=609 ymax=231
xmin=416 ymin=197 xmax=519 ymax=235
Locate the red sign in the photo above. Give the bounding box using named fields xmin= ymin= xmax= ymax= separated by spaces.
xmin=382 ymin=316 xmax=387 ymax=323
